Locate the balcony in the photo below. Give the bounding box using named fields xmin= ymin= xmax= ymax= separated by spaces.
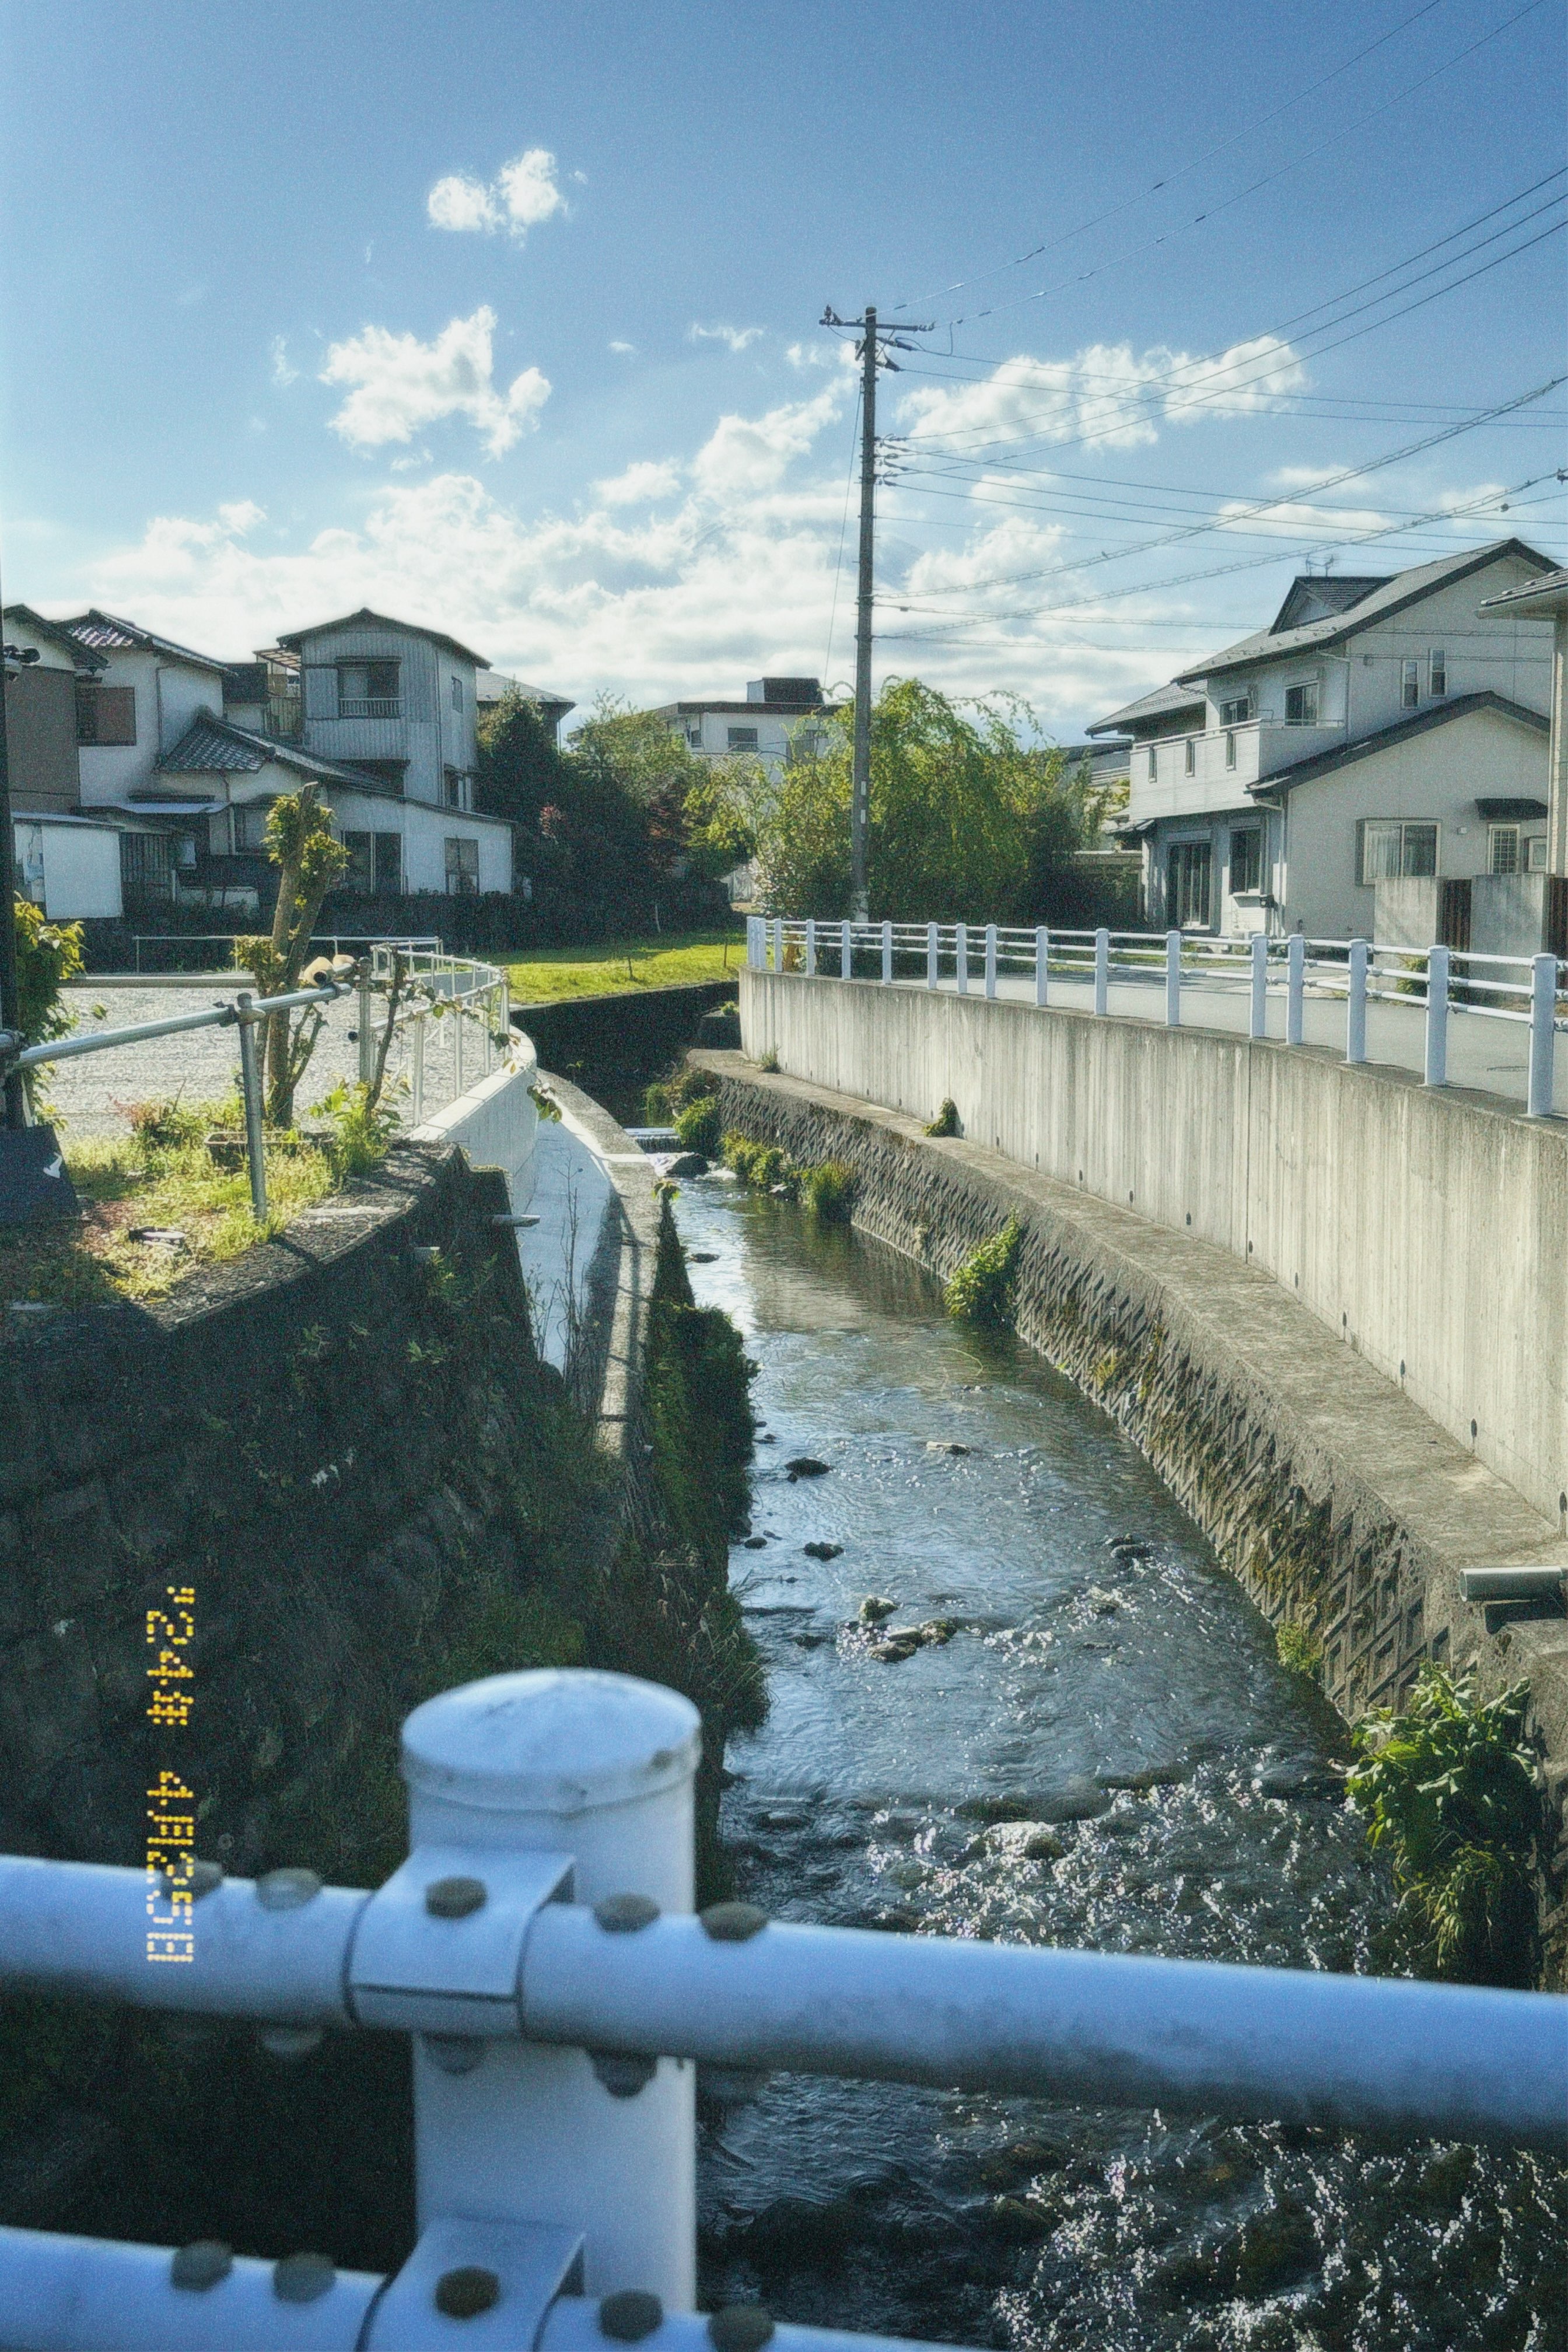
xmin=1129 ymin=718 xmax=1345 ymax=820
xmin=263 ymin=695 xmax=303 ymax=742
xmin=337 ymin=696 xmax=402 ymax=720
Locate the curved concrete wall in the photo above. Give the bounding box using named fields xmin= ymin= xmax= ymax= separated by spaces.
xmin=741 ymin=970 xmax=1568 ymax=1530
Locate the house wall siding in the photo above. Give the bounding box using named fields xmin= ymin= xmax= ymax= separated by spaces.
xmin=4 ymin=669 xmax=82 ymax=814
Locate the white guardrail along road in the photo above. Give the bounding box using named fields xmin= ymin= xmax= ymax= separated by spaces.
xmin=0 ymin=1668 xmax=1563 ymax=2351
xmin=745 ymin=918 xmax=1567 ymax=1119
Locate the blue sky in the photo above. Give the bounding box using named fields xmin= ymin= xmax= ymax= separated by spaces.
xmin=2 ymin=0 xmax=1564 ymax=734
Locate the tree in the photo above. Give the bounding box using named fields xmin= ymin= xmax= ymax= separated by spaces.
xmin=721 ymin=678 xmax=1104 ymax=922
xmin=474 ymin=691 xmax=572 ymax=834
xmin=240 ymin=788 xmax=349 ymax=1127
xmin=566 ymin=696 xmax=708 ymax=875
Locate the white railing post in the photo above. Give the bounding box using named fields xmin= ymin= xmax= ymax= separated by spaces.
xmin=881 ymin=919 xmax=893 ymax=984
xmin=841 ymin=918 xmax=852 ymax=979
xmin=1035 ymin=925 xmax=1048 ymax=1009
xmin=1249 ymin=933 xmax=1268 ymax=1038
xmin=1286 ymin=933 xmax=1306 ymax=1046
xmin=358 ymin=975 xmax=375 ymax=1085
xmin=1346 ymin=939 xmax=1369 ymax=1065
xmin=1424 ymin=945 xmax=1450 ymax=1086
xmin=454 ymin=994 xmax=465 ymax=1097
xmin=926 ymin=922 xmax=938 ymax=988
xmin=956 ymin=921 xmax=969 ymax=995
xmin=984 ymin=923 xmax=998 ymax=1000
xmin=412 ymin=1010 xmax=425 ymax=1124
xmin=772 ymin=917 xmax=783 ymax=972
xmin=1093 ymin=928 xmax=1110 ymax=1016
xmin=400 ymin=1671 xmax=701 ymax=2304
xmin=1528 ymin=953 xmax=1557 ymax=1117
xmin=746 ymin=915 xmax=762 ymax=969
xmin=1165 ymin=930 xmax=1182 ymax=1027
xmin=804 ymin=919 xmax=817 ymax=978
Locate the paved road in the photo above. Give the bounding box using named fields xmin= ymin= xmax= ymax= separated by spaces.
xmin=46 ymin=983 xmax=475 ymax=1138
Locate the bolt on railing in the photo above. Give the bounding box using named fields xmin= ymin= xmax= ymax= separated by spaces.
xmin=744 ymin=918 xmax=1567 ymax=1118
xmin=0 ymin=1664 xmax=1562 ymax=2352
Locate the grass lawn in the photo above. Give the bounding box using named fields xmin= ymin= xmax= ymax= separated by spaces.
xmin=505 ymin=930 xmax=745 ymax=1004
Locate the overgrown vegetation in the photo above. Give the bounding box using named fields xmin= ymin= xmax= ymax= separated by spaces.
xmin=1275 ymin=1619 xmax=1325 ymax=1683
xmin=925 ymin=1097 xmax=961 ymax=1138
xmin=944 ymin=1217 xmax=1024 ymax=1329
xmin=11 ymin=901 xmax=84 ymax=1116
xmin=673 ymin=1095 xmax=723 ymax=1156
xmin=1347 ymin=1667 xmax=1542 ymax=1988
xmin=798 ymin=1159 xmax=858 ymax=1223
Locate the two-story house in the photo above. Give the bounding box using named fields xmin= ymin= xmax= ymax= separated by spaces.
xmin=3 ymin=606 xmax=123 ymax=918
xmin=1087 ymin=540 xmax=1556 ymax=940
xmin=652 ymin=677 xmax=840 ymax=775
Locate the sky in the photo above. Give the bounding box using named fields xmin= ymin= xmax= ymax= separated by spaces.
xmin=1 ymin=0 xmax=1564 ymax=740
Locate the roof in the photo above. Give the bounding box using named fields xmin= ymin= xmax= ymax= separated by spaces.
xmin=61 ymin=608 xmax=230 ymax=673
xmin=156 ymin=713 xmax=398 ymax=791
xmin=475 ymin=668 xmax=574 ymax=712
xmin=274 ymin=607 xmax=489 ymax=669
xmin=2 ymin=604 xmax=107 ymax=670
xmin=1246 ymin=690 xmax=1548 ymax=798
xmin=1176 ymin=538 xmax=1558 ymax=684
xmin=1480 ymin=564 xmax=1568 ymax=615
xmin=1086 ymin=680 xmax=1206 ymax=737
xmin=1268 ymin=575 xmax=1391 ymax=631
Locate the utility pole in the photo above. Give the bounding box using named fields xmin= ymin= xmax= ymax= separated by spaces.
xmin=822 ymin=304 xmax=933 ymax=921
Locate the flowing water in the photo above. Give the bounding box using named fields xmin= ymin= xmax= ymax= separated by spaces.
xmin=673 ymin=1172 xmax=1566 ymax=2352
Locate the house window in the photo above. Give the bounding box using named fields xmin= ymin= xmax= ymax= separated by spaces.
xmin=120 ymin=831 xmax=174 ymax=905
xmin=337 ymin=660 xmax=400 ymax=718
xmin=75 ymin=684 xmax=137 ymax=746
xmin=1229 ymin=828 xmax=1264 ymax=895
xmin=1219 ymin=694 xmax=1252 ymax=727
xmin=1358 ymin=820 xmax=1438 ymax=884
xmin=374 ymin=832 xmax=402 ymax=894
xmin=1430 ymin=648 xmax=1447 ymax=697
xmin=1401 ymin=660 xmax=1420 ymax=710
xmin=1185 ymin=738 xmax=1196 ymax=776
xmin=443 ymin=768 xmax=469 ymax=810
xmin=232 ymin=802 xmax=272 ymax=853
xmin=1148 ymin=744 xmax=1158 ymax=783
xmin=686 ymin=728 xmax=702 ymax=749
xmin=444 ymin=835 xmax=480 ymax=895
xmin=727 ymin=726 xmax=760 ymax=752
xmin=341 ymin=830 xmax=375 ymax=892
xmin=1167 ymin=841 xmax=1212 ymax=929
xmin=1284 ymin=681 xmax=1319 ymax=726
xmin=1527 ymin=834 xmax=1548 ymax=872
xmin=1489 ymin=825 xmax=1521 ymax=876
xmin=1224 ymin=730 xmax=1237 ymax=771
xmin=450 ymin=674 xmax=463 ymax=712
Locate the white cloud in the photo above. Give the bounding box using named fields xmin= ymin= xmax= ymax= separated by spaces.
xmin=320 ymin=307 xmax=550 ymax=458
xmin=609 ymin=340 xmax=638 ymax=356
xmin=427 ymin=149 xmax=566 ymax=239
xmin=896 ymin=336 xmax=1307 ymax=454
xmin=270 ymin=336 xmax=299 ymax=389
xmin=690 ymin=386 xmax=841 ymax=498
xmin=1216 ymin=497 xmax=1392 ymax=540
xmin=217 ymin=501 xmax=265 ymax=535
xmin=428 ymin=174 xmax=500 ymax=232
xmin=689 ymin=323 xmax=765 ymax=354
xmin=594 ymin=460 xmax=682 ymax=506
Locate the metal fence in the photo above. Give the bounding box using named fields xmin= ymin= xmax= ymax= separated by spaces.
xmin=127 ymin=933 xmax=444 ymax=976
xmin=0 ymin=946 xmax=510 ymax=1220
xmin=0 ymin=1665 xmax=1561 ymax=2351
xmin=746 ymin=918 xmax=1567 ymax=1119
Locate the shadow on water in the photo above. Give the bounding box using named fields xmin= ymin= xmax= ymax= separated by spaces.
xmin=674 ymin=1175 xmax=1567 ymax=2352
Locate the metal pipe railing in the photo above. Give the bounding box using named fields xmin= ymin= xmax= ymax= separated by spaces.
xmin=746 ymin=916 xmax=1567 ymax=1116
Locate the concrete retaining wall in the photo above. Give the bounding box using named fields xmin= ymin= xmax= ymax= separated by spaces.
xmin=741 ymin=970 xmax=1568 ymax=1532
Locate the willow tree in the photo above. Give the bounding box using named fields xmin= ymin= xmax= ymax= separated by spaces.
xmin=727 ymin=678 xmax=1101 ymax=922
xmin=240 ymin=788 xmax=348 ymax=1126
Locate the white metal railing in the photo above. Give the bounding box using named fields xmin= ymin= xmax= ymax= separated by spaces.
xmin=128 ymin=932 xmax=443 ymax=977
xmin=0 ymin=1665 xmax=1561 ymax=2351
xmin=745 ymin=916 xmax=1568 ymax=1118
xmin=358 ymin=945 xmax=512 ymax=1129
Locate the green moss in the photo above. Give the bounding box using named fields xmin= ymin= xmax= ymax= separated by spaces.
xmin=944 ymin=1217 xmax=1023 ymax=1329
xmin=1347 ymin=1667 xmax=1542 ymax=1987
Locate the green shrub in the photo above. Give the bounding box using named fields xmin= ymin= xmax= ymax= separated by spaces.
xmin=723 ymin=1132 xmax=794 ymax=1195
xmin=944 ymin=1217 xmax=1023 ymax=1329
xmin=925 ymin=1097 xmax=960 ymax=1137
xmin=1276 ymin=1619 xmax=1324 ymax=1682
xmin=312 ymin=1079 xmax=400 ymax=1180
xmin=800 ymin=1158 xmax=858 ymax=1224
xmin=674 ymin=1094 xmax=722 ymax=1156
xmin=1347 ymin=1667 xmax=1541 ymax=1987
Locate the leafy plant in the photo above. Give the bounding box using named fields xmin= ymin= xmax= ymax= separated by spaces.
xmin=723 ymin=1133 xmax=794 ymax=1195
xmin=799 ymin=1159 xmax=858 ymax=1224
xmin=11 ymin=902 xmax=83 ymax=1115
xmin=237 ymin=787 xmax=349 ymax=1128
xmin=945 ymin=1217 xmax=1023 ymax=1329
xmin=1276 ymin=1619 xmax=1324 ymax=1682
xmin=925 ymin=1097 xmax=960 ymax=1138
xmin=1347 ymin=1667 xmax=1541 ymax=1986
xmin=673 ymin=1094 xmax=722 ymax=1156
xmin=311 ymin=1079 xmax=400 ymax=1180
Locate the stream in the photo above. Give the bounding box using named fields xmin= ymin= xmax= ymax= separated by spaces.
xmin=673 ymin=1171 xmax=1566 ymax=2352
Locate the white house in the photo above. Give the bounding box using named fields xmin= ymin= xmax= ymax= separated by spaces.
xmin=4 ymin=606 xmax=124 ymax=917
xmin=651 ymin=677 xmax=840 ymax=776
xmin=1087 ymin=540 xmax=1556 ymax=940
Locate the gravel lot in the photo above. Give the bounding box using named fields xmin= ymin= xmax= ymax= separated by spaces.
xmin=47 ymin=983 xmax=475 ymax=1139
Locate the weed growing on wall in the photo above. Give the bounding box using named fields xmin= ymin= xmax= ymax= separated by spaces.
xmin=944 ymin=1217 xmax=1023 ymax=1330
xmin=674 ymin=1095 xmax=723 ymax=1157
xmin=1275 ymin=1619 xmax=1325 ymax=1684
xmin=925 ymin=1097 xmax=961 ymax=1138
xmin=1347 ymin=1667 xmax=1542 ymax=1987
xmin=799 ymin=1160 xmax=858 ymax=1224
